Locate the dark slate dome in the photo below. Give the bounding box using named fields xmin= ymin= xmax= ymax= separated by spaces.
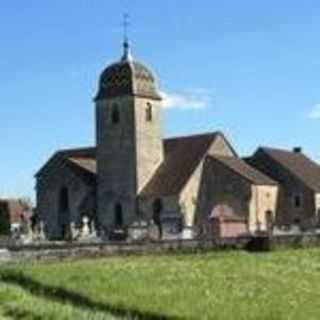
xmin=95 ymin=42 xmax=162 ymax=101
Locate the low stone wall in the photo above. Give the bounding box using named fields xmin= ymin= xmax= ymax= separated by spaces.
xmin=0 ymin=237 xmax=250 ymax=264
xmin=271 ymin=233 xmax=320 ymax=249
xmin=2 ymin=234 xmax=320 ymax=264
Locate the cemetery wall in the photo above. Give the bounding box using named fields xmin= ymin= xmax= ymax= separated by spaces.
xmin=1 ymin=233 xmax=320 ymax=264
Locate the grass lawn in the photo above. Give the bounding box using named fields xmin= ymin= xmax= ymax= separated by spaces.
xmin=1 ymin=249 xmax=320 ymax=320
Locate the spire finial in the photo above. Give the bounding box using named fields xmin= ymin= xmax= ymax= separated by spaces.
xmin=121 ymin=13 xmax=133 ymax=61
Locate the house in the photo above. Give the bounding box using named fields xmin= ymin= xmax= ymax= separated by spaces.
xmin=246 ymin=147 xmax=320 ymax=229
xmin=0 ymin=199 xmax=32 ymax=233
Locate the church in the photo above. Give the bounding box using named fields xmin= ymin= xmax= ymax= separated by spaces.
xmin=36 ymin=40 xmax=320 ymax=240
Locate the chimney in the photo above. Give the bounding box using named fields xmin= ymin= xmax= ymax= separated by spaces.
xmin=293 ymin=147 xmax=302 ymax=153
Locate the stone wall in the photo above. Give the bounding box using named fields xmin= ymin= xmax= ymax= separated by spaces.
xmin=0 ymin=238 xmax=251 ymax=264
xmin=196 ymin=157 xmax=252 ymax=234
xmin=249 ymin=185 xmax=278 ymax=233
xmin=36 ymin=163 xmax=95 ymax=239
xmin=315 ymin=193 xmax=320 ymax=218
xmin=96 ymin=95 xmax=163 ymax=233
xmin=2 ymin=234 xmax=320 ymax=264
xmin=179 ymin=134 xmax=237 ymax=231
xmin=249 ymin=151 xmax=317 ymax=227
xmin=96 ymin=96 xmax=138 ymax=231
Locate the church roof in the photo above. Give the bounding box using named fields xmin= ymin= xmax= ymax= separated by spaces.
xmin=251 ymin=147 xmax=320 ymax=192
xmin=208 ymin=155 xmax=278 ymax=186
xmin=35 ymin=147 xmax=96 ymax=178
xmin=141 ymin=132 xmax=232 ymax=196
xmin=68 ymin=157 xmax=97 ymax=175
xmin=43 ymin=132 xmax=235 ymax=197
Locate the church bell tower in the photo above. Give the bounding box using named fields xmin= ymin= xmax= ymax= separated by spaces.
xmin=95 ymin=40 xmax=164 ymax=233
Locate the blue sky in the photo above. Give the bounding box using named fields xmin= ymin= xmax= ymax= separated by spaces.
xmin=0 ymin=0 xmax=319 ymax=200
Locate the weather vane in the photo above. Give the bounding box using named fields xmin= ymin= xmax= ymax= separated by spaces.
xmin=121 ymin=13 xmax=133 ymax=61
xmin=122 ymin=13 xmax=130 ymax=43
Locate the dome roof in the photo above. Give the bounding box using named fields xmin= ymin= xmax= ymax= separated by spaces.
xmin=95 ymin=42 xmax=162 ymax=101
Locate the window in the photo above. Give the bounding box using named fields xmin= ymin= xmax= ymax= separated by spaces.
xmin=111 ymin=104 xmax=120 ymax=124
xmin=114 ymin=203 xmax=123 ymax=227
xmin=293 ymin=194 xmax=302 ymax=209
xmin=146 ymin=103 xmax=153 ymax=122
xmin=152 ymin=198 xmax=163 ymax=225
xmin=59 ymin=187 xmax=69 ymax=212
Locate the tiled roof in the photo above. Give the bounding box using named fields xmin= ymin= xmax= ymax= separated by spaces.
xmin=68 ymin=157 xmax=97 ymax=175
xmin=258 ymin=147 xmax=320 ymax=192
xmin=38 ymin=132 xmax=235 ymax=196
xmin=36 ymin=147 xmax=96 ymax=177
xmin=141 ymin=132 xmax=222 ymax=196
xmin=209 ymin=155 xmax=278 ymax=186
xmin=58 ymin=147 xmax=96 ymax=159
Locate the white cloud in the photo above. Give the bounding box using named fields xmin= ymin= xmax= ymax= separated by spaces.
xmin=308 ymin=104 xmax=320 ymax=119
xmin=160 ymin=89 xmax=213 ymax=110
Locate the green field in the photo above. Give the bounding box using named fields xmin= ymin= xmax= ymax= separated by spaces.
xmin=1 ymin=249 xmax=320 ymax=320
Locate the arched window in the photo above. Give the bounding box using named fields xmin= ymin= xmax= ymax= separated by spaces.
xmin=146 ymin=103 xmax=153 ymax=122
xmin=152 ymin=198 xmax=163 ymax=226
xmin=293 ymin=194 xmax=302 ymax=209
xmin=114 ymin=203 xmax=123 ymax=227
xmin=59 ymin=187 xmax=69 ymax=212
xmin=112 ymin=104 xmax=120 ymax=124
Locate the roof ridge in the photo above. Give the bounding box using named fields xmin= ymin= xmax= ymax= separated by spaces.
xmin=58 ymin=146 xmax=96 ymax=154
xmin=258 ymin=147 xmax=320 ymax=192
xmin=208 ymin=155 xmax=278 ymax=186
xmin=164 ymin=131 xmax=219 ymax=142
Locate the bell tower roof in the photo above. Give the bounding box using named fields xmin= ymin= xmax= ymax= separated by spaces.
xmin=95 ymin=41 xmax=162 ymax=101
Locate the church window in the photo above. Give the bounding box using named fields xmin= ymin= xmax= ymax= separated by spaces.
xmin=112 ymin=104 xmax=120 ymax=124
xmin=59 ymin=187 xmax=69 ymax=212
xmin=152 ymin=198 xmax=163 ymax=225
xmin=114 ymin=203 xmax=123 ymax=227
xmin=293 ymin=194 xmax=302 ymax=209
xmin=146 ymin=103 xmax=153 ymax=122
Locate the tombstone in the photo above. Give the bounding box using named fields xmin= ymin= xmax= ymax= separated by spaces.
xmin=90 ymin=221 xmax=97 ymax=237
xmin=39 ymin=221 xmax=46 ymax=241
xmin=81 ymin=216 xmax=90 ymax=237
xmin=180 ymin=227 xmax=193 ymax=240
xmin=148 ymin=221 xmax=161 ymax=241
xmin=70 ymin=221 xmax=81 ymax=241
xmin=128 ymin=220 xmax=148 ymax=241
xmin=77 ymin=217 xmax=101 ymax=243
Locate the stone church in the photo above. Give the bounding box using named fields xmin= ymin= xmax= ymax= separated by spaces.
xmin=35 ymin=41 xmax=236 ymax=239
xmin=36 ymin=40 xmax=320 ymax=240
